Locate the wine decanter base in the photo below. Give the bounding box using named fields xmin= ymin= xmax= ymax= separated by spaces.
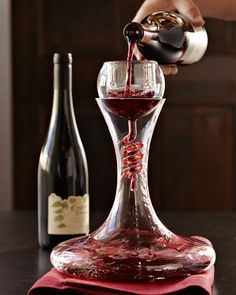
xmin=51 ymin=226 xmax=215 ymax=281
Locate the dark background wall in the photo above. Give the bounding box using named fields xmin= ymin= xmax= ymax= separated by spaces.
xmin=12 ymin=0 xmax=236 ymax=211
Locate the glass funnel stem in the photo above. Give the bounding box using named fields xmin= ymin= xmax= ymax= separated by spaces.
xmin=122 ymin=119 xmax=143 ymax=191
xmin=96 ymin=97 xmax=168 ymax=235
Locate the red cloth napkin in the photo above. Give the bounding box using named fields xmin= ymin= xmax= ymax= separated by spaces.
xmin=29 ymin=237 xmax=215 ymax=295
xmin=28 ymin=266 xmax=214 ymax=295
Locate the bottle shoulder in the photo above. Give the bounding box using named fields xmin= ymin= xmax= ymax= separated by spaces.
xmin=39 ymin=124 xmax=87 ymax=172
xmin=43 ymin=113 xmax=84 ymax=147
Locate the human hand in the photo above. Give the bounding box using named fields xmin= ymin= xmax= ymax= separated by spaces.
xmin=133 ymin=0 xmax=205 ymax=75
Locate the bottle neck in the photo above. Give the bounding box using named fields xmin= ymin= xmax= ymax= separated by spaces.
xmin=54 ymin=63 xmax=72 ymax=91
xmin=123 ymin=22 xmax=158 ymax=44
xmin=51 ymin=62 xmax=75 ymax=125
xmin=123 ymin=21 xmax=185 ymax=49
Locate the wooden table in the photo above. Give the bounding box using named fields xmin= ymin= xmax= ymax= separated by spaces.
xmin=0 ymin=211 xmax=235 ymax=294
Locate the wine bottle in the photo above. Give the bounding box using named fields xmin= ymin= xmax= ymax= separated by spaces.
xmin=38 ymin=53 xmax=89 ymax=249
xmin=123 ymin=11 xmax=208 ymax=65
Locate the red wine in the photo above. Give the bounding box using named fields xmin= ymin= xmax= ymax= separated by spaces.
xmin=108 ymin=88 xmax=155 ymax=98
xmin=101 ymin=97 xmax=159 ymax=119
xmin=124 ymin=41 xmax=136 ymax=96
xmin=38 ymin=53 xmax=89 ymax=249
xmin=52 ymin=228 xmax=211 ymax=281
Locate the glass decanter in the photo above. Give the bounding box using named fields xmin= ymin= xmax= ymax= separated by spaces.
xmin=50 ymin=60 xmax=215 ymax=281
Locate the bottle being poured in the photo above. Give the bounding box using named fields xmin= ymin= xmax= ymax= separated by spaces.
xmin=123 ymin=11 xmax=208 ymax=65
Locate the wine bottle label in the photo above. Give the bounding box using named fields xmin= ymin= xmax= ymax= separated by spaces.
xmin=48 ymin=193 xmax=89 ymax=235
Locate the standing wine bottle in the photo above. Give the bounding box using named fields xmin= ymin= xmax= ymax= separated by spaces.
xmin=38 ymin=53 xmax=89 ymax=249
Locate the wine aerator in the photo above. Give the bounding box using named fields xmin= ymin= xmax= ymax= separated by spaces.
xmin=50 ymin=60 xmax=215 ymax=281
